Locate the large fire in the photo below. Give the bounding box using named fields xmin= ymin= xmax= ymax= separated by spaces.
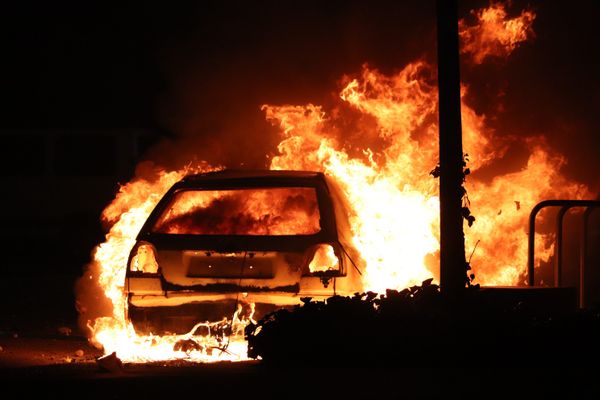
xmin=76 ymin=2 xmax=591 ymax=363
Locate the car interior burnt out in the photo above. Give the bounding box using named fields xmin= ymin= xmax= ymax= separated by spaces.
xmin=125 ymin=170 xmax=364 ymax=335
xmin=152 ymin=187 xmax=321 ymax=236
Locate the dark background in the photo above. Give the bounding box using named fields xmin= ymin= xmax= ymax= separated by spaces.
xmin=0 ymin=0 xmax=598 ymax=285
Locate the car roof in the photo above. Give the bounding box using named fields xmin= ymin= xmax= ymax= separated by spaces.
xmin=181 ymin=169 xmax=324 ymax=183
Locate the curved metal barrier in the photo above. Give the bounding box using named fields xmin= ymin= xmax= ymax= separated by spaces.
xmin=528 ymin=200 xmax=600 ymax=307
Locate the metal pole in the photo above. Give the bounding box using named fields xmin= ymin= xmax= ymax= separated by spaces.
xmin=580 ymin=207 xmax=593 ymax=308
xmin=436 ymin=0 xmax=467 ymax=294
xmin=555 ymin=206 xmax=570 ymax=288
xmin=528 ymin=200 xmax=600 ymax=288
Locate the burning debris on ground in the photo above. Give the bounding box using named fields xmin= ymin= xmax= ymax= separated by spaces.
xmin=96 ymin=352 xmax=123 ymax=373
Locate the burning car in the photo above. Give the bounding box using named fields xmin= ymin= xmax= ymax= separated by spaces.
xmin=125 ymin=169 xmax=364 ymax=335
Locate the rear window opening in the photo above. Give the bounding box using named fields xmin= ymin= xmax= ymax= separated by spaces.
xmin=152 ymin=187 xmax=321 ymax=235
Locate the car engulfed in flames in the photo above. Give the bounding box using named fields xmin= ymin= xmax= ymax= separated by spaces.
xmin=78 ymin=2 xmax=592 ymax=363
xmin=125 ymin=169 xmax=364 ymax=336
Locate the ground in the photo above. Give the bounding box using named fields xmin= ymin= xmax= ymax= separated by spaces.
xmin=1 ymin=274 xmax=599 ymax=397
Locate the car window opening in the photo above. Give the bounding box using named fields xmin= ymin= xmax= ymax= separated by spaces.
xmin=152 ymin=187 xmax=321 ymax=236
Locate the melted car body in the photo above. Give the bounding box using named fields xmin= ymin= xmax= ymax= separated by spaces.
xmin=125 ymin=170 xmax=363 ymax=334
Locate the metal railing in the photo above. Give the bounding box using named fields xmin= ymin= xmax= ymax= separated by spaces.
xmin=527 ymin=200 xmax=600 ymax=307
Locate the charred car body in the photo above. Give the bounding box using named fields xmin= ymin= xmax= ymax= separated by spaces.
xmin=125 ymin=170 xmax=364 ymax=334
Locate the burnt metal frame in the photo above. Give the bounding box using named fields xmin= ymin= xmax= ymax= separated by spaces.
xmin=528 ymin=200 xmax=600 ymax=307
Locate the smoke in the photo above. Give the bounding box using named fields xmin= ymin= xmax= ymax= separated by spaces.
xmin=455 ymin=1 xmax=599 ymax=198
xmin=140 ymin=1 xmax=436 ymax=171
xmin=75 ymin=260 xmax=114 ymax=340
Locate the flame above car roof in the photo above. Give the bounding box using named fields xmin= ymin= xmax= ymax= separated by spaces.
xmin=182 ymin=169 xmax=324 ymax=182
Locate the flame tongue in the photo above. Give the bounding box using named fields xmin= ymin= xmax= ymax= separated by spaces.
xmin=459 ymin=3 xmax=536 ymax=64
xmin=78 ymin=2 xmax=590 ymax=363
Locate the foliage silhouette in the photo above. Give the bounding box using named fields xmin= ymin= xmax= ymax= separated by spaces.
xmin=246 ymin=280 xmax=600 ymax=366
xmin=431 ymin=153 xmax=477 ymax=287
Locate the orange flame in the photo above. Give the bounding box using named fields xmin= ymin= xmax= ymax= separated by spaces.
xmin=79 ymin=164 xmax=256 ymax=362
xmin=459 ymin=2 xmax=536 ymax=64
xmin=266 ymin=63 xmax=590 ymax=291
xmin=309 ymin=244 xmax=340 ymax=273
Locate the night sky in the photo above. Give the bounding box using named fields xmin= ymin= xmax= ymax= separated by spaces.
xmin=1 ymin=0 xmax=599 ymax=188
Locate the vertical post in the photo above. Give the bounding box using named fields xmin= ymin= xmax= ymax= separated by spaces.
xmin=436 ymin=0 xmax=467 ymax=295
xmin=579 ymin=207 xmax=593 ymax=308
xmin=555 ymin=206 xmax=570 ymax=288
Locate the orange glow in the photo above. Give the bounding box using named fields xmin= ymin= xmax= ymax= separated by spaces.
xmin=266 ymin=64 xmax=589 ymax=292
xmin=459 ymin=2 xmax=536 ymax=64
xmin=309 ymin=245 xmax=340 ymax=273
xmin=130 ymin=244 xmax=159 ymax=274
xmin=77 ymin=2 xmax=590 ymax=363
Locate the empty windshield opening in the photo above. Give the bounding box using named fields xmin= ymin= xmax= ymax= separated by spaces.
xmin=152 ymin=187 xmax=321 ymax=235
